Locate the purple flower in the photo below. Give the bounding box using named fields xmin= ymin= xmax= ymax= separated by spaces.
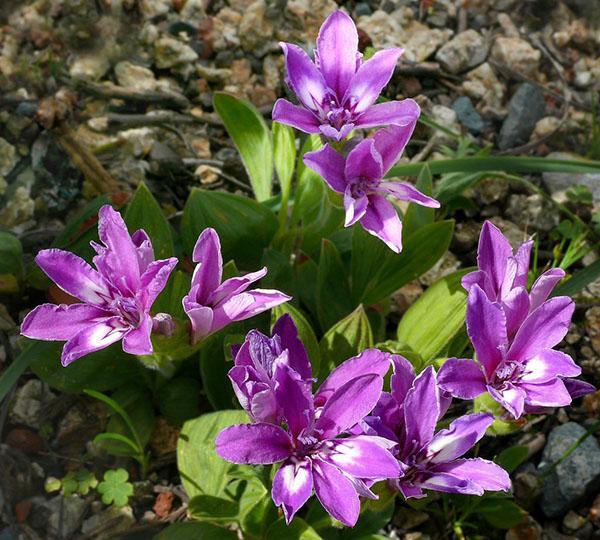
xmin=304 ymin=125 xmax=439 ymax=252
xmin=21 ymin=205 xmax=178 ymax=365
xmin=272 ymin=10 xmax=419 ymax=141
xmin=182 ymin=228 xmax=290 ymax=344
xmin=364 ymin=357 xmax=510 ymax=498
xmin=217 ymin=349 xmax=398 ymax=526
xmin=228 ymin=314 xmax=312 ymax=423
xmin=440 ymin=220 xmax=595 ymax=418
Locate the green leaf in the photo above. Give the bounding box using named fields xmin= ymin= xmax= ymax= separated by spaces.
xmin=28 ymin=341 xmax=142 ymax=394
xmin=387 ymin=156 xmax=600 ymax=177
xmin=213 ymin=92 xmax=273 ymax=201
xmin=273 ymin=121 xmax=296 ymax=219
xmin=199 ymin=331 xmax=239 ymax=411
xmin=341 ymin=485 xmax=396 ymax=539
xmin=477 ymin=497 xmax=525 ymax=529
xmin=319 ymin=305 xmax=373 ymax=378
xmin=272 ymin=303 xmax=321 ymax=377
xmin=0 ymin=231 xmax=23 ymax=277
xmin=158 ymin=377 xmax=201 ymax=424
xmin=495 ymin=445 xmax=529 ymax=473
xmin=397 ymin=269 xmax=470 ymax=363
xmin=97 ymin=468 xmax=134 ymax=507
xmin=239 ymin=477 xmax=274 ymax=536
xmin=181 ymin=188 xmax=277 ymax=268
xmin=316 ymin=239 xmax=353 ymax=332
xmin=434 ymin=172 xmax=487 ymax=204
xmin=266 ymin=518 xmax=322 ymax=540
xmin=352 ymin=220 xmax=454 ymax=306
xmin=473 ymin=393 xmax=521 ymax=436
xmin=177 ymin=410 xmax=249 ymax=498
xmin=402 ymin=165 xmax=435 ymax=235
xmin=553 ymin=258 xmax=600 ymax=297
xmin=188 ymin=495 xmax=239 ymax=522
xmin=156 ymin=522 xmax=238 ymax=540
xmin=124 ymin=181 xmax=175 ymax=258
xmin=152 ymin=270 xmax=192 ymax=321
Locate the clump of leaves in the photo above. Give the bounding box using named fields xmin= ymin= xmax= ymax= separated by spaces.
xmin=45 ymin=468 xmax=98 ymax=496
xmin=97 ymin=469 xmax=134 ymax=507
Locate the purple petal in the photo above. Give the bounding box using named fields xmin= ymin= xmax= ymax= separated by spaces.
xmin=508 ymin=297 xmax=574 ymax=361
xmin=520 ymin=379 xmax=572 ymax=407
xmin=529 ymin=268 xmax=565 ymax=312
xmin=360 ymin=194 xmax=403 ymax=253
xmin=97 ymin=205 xmax=141 ymax=293
xmin=21 ymin=303 xmax=111 ymax=341
xmin=502 ymin=287 xmax=530 ymax=337
xmin=477 ymin=221 xmax=513 ymax=296
xmin=437 ymin=358 xmax=487 ymax=400
xmin=488 ymin=384 xmax=525 ymax=419
xmin=315 ymin=374 xmax=383 ymax=438
xmin=272 ymin=459 xmax=313 ymax=524
xmin=315 ymin=349 xmax=392 ymax=406
xmin=191 ymin=228 xmax=223 ymax=305
xmin=183 ymin=303 xmax=214 ymax=343
xmin=343 ymin=187 xmax=368 ymax=227
xmin=216 ymin=423 xmax=292 ymax=464
xmin=210 ymin=290 xmax=291 ymax=333
xmin=61 ymin=317 xmax=127 ymax=366
xmin=209 ymin=268 xmax=268 ymax=305
xmin=274 ymin=363 xmax=314 ymax=438
xmin=461 ymin=269 xmax=492 ymax=296
xmin=378 ymin=181 xmax=440 ymax=208
xmin=273 ymin=314 xmax=312 ymax=379
xmin=344 ymin=139 xmax=383 ymax=181
xmin=280 ymin=43 xmax=327 ymax=111
xmin=563 ymin=378 xmax=596 ymax=399
xmin=521 ymin=349 xmax=581 ymax=383
xmin=319 ymin=123 xmax=355 ymax=141
xmin=397 ymin=482 xmax=425 ymax=499
xmin=35 ymin=249 xmax=110 ymax=305
xmin=403 ymin=366 xmax=440 ymax=451
xmin=140 ymin=258 xmax=178 ymax=309
xmin=390 ymin=355 xmax=415 ymax=405
xmin=326 ymin=435 xmax=401 ymax=479
xmin=122 ymin=314 xmax=153 ymax=355
xmin=272 ymin=99 xmax=321 ymax=134
xmin=132 ymin=229 xmax=155 ymax=272
xmin=343 ymin=48 xmax=403 ymax=113
xmin=511 ymin=240 xmax=533 ymax=289
xmin=303 ymin=145 xmax=347 ymax=193
xmin=355 ymin=100 xmax=420 ymax=141
xmin=427 ymin=413 xmax=493 ymax=463
xmin=312 ymin=458 xmax=360 ymax=527
xmin=316 ymin=11 xmax=358 ymax=97
xmin=417 ymin=472 xmax=473 ymax=495
xmin=431 ymin=458 xmax=511 ymax=493
xmin=466 ymin=285 xmax=508 ymax=379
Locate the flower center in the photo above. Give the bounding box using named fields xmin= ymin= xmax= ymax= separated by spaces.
xmin=493 ymin=360 xmax=524 ymax=387
xmin=350 ymin=176 xmax=379 ymax=198
xmin=319 ymin=93 xmax=354 ymax=130
xmin=114 ymin=297 xmax=142 ymax=327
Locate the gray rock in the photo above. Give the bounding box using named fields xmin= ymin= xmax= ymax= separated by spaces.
xmin=0 ymin=138 xmax=17 ymax=177
xmin=538 ymin=422 xmax=600 ymax=518
xmin=505 ymin=193 xmax=558 ymax=232
xmin=69 ymin=54 xmax=110 ymax=80
xmin=435 ymin=29 xmax=488 ymax=74
xmin=9 ymin=380 xmax=56 ymax=429
xmin=81 ymin=506 xmax=134 ymax=539
xmin=114 ymin=61 xmax=157 ymax=91
xmin=498 ymin=83 xmax=545 ymax=150
xmin=32 ymin=495 xmax=88 ymax=538
xmin=490 ymin=36 xmax=541 ymax=78
xmin=452 ymin=96 xmax=484 ymax=134
xmin=542 ymin=152 xmax=600 ymax=202
xmin=154 ymin=35 xmax=198 ymax=69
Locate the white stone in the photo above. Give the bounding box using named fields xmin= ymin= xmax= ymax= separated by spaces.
xmin=435 ymin=30 xmax=488 ymax=74
xmin=114 ymin=61 xmax=157 ymax=91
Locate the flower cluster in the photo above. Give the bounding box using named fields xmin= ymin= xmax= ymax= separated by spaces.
xmin=438 ymin=221 xmax=595 ymax=418
xmin=275 ymin=10 xmax=440 ymax=253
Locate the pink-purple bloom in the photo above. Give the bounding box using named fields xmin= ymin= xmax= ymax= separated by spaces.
xmin=272 ymin=10 xmax=419 ymax=141
xmin=304 ymin=125 xmax=440 ymax=252
xmin=217 ymin=345 xmax=399 ymax=526
xmin=182 ymin=228 xmax=290 ymax=344
xmin=363 ymin=357 xmax=511 ymax=498
xmin=21 ymin=205 xmax=178 ymax=365
xmin=438 ymin=221 xmax=595 ymax=419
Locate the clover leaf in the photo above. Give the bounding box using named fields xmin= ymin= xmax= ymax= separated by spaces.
xmin=97 ymin=469 xmax=134 ymax=507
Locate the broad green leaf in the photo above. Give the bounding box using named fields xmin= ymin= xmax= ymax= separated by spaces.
xmin=272 ymin=303 xmax=321 ymax=376
xmin=181 ymin=188 xmax=277 ymax=268
xmin=273 ymin=121 xmax=296 ymax=218
xmin=152 ymin=270 xmax=191 ymax=321
xmin=213 ymin=92 xmax=273 ymax=201
xmin=342 ymin=484 xmax=395 ymax=539
xmin=29 ymin=341 xmax=142 ymax=393
xmin=188 ymin=495 xmax=239 ymax=522
xmin=124 ymin=181 xmax=174 ymax=258
xmin=473 ymin=393 xmax=521 ymax=436
xmin=155 ymin=522 xmax=238 ymax=540
xmin=402 ymin=165 xmax=435 ymax=235
xmin=316 ymin=239 xmax=353 ymax=332
xmin=397 ymin=269 xmax=471 ymax=363
xmin=0 ymin=231 xmax=23 ymax=277
xmin=319 ymin=305 xmax=373 ymax=378
xmin=294 ymin=254 xmax=319 ymax=319
xmin=352 ymin=220 xmax=454 ymax=306
xmin=239 ymin=477 xmax=275 ymax=537
xmin=553 ymin=258 xmax=600 ymax=297
xmin=177 ymin=410 xmax=249 ymax=498
xmin=158 ymin=377 xmax=201 ymax=424
xmin=495 ymin=445 xmax=529 ymax=473
xmin=387 ymin=156 xmax=600 ymax=177
xmin=266 ymin=518 xmax=322 ymax=540
xmin=477 ymin=497 xmax=525 ymax=529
